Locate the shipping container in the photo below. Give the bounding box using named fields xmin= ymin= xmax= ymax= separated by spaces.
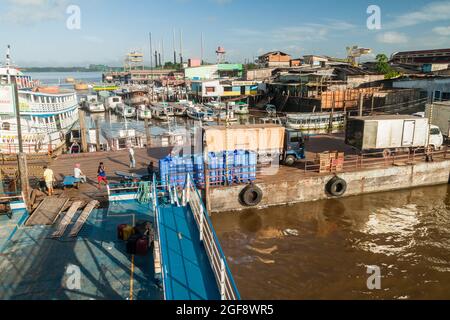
xmin=345 ymin=115 xmax=443 ymax=151
xmin=426 ymin=102 xmax=450 ymax=137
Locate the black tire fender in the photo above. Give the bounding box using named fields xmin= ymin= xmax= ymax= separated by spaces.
xmin=326 ymin=177 xmax=347 ymax=197
xmin=239 ymin=184 xmax=263 ymax=207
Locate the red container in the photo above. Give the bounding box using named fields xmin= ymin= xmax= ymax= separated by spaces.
xmin=117 ymin=224 xmax=128 ymax=240
xmin=136 ymin=237 xmax=149 ymax=256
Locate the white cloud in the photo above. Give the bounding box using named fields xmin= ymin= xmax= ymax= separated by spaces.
xmin=388 ymin=1 xmax=450 ymax=28
xmin=433 ymin=26 xmax=450 ymax=36
xmin=2 ymin=0 xmax=68 ymax=24
xmin=376 ymin=31 xmax=409 ymax=44
xmin=230 ymin=20 xmax=355 ymax=44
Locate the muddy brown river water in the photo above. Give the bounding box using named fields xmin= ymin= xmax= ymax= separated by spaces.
xmin=212 ymin=185 xmax=450 ymax=300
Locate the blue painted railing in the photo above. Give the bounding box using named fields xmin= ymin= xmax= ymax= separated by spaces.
xmin=184 ymin=174 xmax=241 ymax=300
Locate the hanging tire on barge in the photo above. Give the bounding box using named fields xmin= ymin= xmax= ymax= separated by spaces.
xmin=326 ymin=176 xmax=347 ymax=197
xmin=239 ymin=184 xmax=263 ymax=207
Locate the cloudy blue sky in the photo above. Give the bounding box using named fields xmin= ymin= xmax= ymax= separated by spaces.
xmin=1 ymin=0 xmax=450 ymax=66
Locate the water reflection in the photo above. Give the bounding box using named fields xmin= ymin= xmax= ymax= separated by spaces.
xmin=212 ymin=185 xmax=450 ymax=300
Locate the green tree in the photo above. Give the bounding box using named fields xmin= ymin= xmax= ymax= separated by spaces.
xmin=375 ymin=53 xmax=401 ymax=79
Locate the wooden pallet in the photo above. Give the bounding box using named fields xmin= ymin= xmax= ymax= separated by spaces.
xmin=52 ymin=201 xmax=83 ymax=238
xmin=25 ymin=197 xmax=70 ymax=226
xmin=69 ymin=200 xmax=99 ymax=237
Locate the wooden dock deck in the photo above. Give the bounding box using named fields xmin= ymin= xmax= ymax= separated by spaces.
xmin=31 ymin=147 xmax=172 ymax=203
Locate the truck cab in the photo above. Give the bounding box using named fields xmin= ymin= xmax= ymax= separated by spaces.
xmin=429 ymin=125 xmax=444 ymax=150
xmin=282 ymin=129 xmax=306 ymax=166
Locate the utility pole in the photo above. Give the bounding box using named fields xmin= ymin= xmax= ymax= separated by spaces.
xmin=179 ymin=29 xmax=184 ymax=66
xmin=144 ymin=118 xmax=151 ymax=147
xmin=12 ymin=76 xmax=30 ymax=210
xmin=78 ymin=109 xmax=88 ymax=153
xmin=95 ymin=119 xmax=100 ymax=152
xmin=173 ymin=28 xmax=177 ymax=65
xmin=371 ymin=94 xmax=375 ymax=114
xmin=149 ymin=32 xmax=153 ymax=72
xmin=359 ymin=93 xmax=364 ymax=117
xmin=201 ymin=32 xmax=204 ymax=65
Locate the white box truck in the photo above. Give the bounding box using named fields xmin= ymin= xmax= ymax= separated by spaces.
xmin=345 ymin=115 xmax=444 ymax=153
xmin=426 ymin=102 xmax=450 ymax=138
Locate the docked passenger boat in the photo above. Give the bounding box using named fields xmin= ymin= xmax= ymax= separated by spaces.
xmin=187 ymin=105 xmax=214 ymax=122
xmin=0 ymin=48 xmax=79 ymax=154
xmin=119 ymin=90 xmax=149 ymax=106
xmin=151 ymin=103 xmax=175 ymax=121
xmin=116 ymin=104 xmax=136 ymax=118
xmin=285 ymin=112 xmax=345 ymax=131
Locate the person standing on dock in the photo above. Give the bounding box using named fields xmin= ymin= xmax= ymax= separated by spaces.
xmin=43 ymin=165 xmax=55 ymax=196
xmin=74 ymin=164 xmax=87 ymax=184
xmin=97 ymin=162 xmax=108 ymax=189
xmin=147 ymin=161 xmax=154 ymax=177
xmin=129 ymin=146 xmax=136 ymax=169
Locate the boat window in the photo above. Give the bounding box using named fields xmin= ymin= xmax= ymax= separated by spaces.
xmin=2 ymin=122 xmax=10 ymax=131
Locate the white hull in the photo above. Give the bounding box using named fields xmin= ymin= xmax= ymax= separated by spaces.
xmin=88 ymin=103 xmax=105 ymax=113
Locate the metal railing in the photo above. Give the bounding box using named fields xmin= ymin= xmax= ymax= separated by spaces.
xmin=184 ymin=174 xmax=240 ymax=301
xmin=152 ymin=174 xmax=166 ymax=300
xmin=304 ymin=146 xmax=450 ymax=174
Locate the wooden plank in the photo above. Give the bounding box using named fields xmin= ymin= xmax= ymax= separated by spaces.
xmin=51 ymin=201 xmax=83 ymax=238
xmin=26 ymin=197 xmax=70 ymax=226
xmin=69 ymin=200 xmax=99 ymax=237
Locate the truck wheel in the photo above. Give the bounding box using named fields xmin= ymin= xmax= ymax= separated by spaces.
xmin=240 ymin=184 xmax=263 ymax=207
xmin=326 ymin=177 xmax=347 ymax=197
xmin=284 ymin=155 xmax=296 ymax=166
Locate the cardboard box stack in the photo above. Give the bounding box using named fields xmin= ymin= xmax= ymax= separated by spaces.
xmin=318 ymin=151 xmax=345 ymax=173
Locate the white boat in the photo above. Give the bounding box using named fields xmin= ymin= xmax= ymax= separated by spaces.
xmin=137 ymin=105 xmax=152 ymax=120
xmin=116 ymin=103 xmax=136 ymax=118
xmin=285 ymin=112 xmax=345 ymax=131
xmin=212 ymin=104 xmax=238 ymax=122
xmin=151 ymin=103 xmax=175 ymax=121
xmin=0 ymin=47 xmax=79 ymax=154
xmin=105 ymin=96 xmax=123 ymax=111
xmin=204 ymin=101 xmax=226 ymax=110
xmin=187 ymin=105 xmax=214 ymax=122
xmin=232 ymin=102 xmax=250 ymax=115
xmin=88 ymin=102 xmax=105 ymax=113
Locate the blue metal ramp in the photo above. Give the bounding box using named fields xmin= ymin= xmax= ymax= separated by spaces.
xmin=158 ymin=205 xmax=220 ymax=300
xmin=153 ymin=175 xmax=240 ymax=301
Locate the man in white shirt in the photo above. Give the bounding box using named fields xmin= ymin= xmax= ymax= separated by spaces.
xmin=74 ymin=164 xmax=87 ymax=183
xmin=129 ymin=146 xmax=136 ymax=169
